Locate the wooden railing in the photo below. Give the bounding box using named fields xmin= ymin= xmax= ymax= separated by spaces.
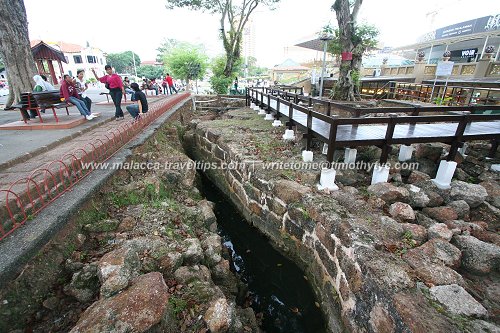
xmin=247 ymin=88 xmax=500 ymax=164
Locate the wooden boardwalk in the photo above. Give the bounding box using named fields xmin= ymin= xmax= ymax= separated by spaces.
xmin=250 ymin=89 xmax=500 ymax=163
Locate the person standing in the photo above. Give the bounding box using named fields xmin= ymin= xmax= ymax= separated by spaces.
xmin=162 ymin=76 xmax=168 ymax=94
xmin=60 ymin=74 xmax=95 ymax=120
xmin=166 ymin=73 xmax=177 ymax=94
xmin=125 ymin=82 xmax=148 ymax=121
xmin=92 ymin=65 xmax=125 ymax=120
xmin=75 ymin=70 xmax=92 ymax=112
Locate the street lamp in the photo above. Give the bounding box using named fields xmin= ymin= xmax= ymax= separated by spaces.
xmin=319 ymin=33 xmax=333 ymax=98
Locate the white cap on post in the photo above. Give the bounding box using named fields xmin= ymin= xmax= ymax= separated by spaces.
xmin=302 ymin=150 xmax=313 ymax=162
xmin=432 ymin=160 xmax=457 ymax=189
xmin=317 ymin=168 xmax=339 ymax=191
xmin=371 ymin=164 xmax=390 ymax=185
xmin=282 ymin=129 xmax=295 ymax=140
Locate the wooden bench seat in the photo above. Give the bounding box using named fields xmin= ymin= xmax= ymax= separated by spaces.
xmin=11 ymin=90 xmax=70 ymax=123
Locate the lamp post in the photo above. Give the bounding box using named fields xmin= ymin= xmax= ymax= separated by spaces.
xmin=319 ymin=33 xmax=333 ymax=98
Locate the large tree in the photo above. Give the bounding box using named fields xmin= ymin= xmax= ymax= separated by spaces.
xmin=136 ymin=65 xmax=165 ymax=79
xmin=163 ymin=43 xmax=208 ymax=90
xmin=106 ymin=51 xmax=141 ymax=74
xmin=165 ymin=0 xmax=279 ymax=77
xmin=0 ymin=0 xmax=37 ymax=109
xmin=331 ymin=0 xmax=369 ymax=101
xmin=324 ymin=22 xmax=378 ymax=100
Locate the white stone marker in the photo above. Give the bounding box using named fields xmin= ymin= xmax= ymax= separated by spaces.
xmin=317 ymin=168 xmax=339 ymax=191
xmin=272 ymin=120 xmax=282 ymax=127
xmin=458 ymin=143 xmax=468 ymax=157
xmin=250 ymin=102 xmax=256 ymax=108
xmin=302 ymin=150 xmax=313 ymax=162
xmin=344 ymin=148 xmax=357 ymax=164
xmin=371 ymin=164 xmax=390 ymax=185
xmin=431 ymin=160 xmax=457 ymax=189
xmin=282 ymin=129 xmax=295 ymax=140
xmin=322 ymin=143 xmax=328 ymax=155
xmin=490 ymin=164 xmax=500 ymax=172
xmin=258 ymin=108 xmax=266 ymax=115
xmin=264 ymin=113 xmax=274 ymax=120
xmin=398 ymin=145 xmax=414 ymax=161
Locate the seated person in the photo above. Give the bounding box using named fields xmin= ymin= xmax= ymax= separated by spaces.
xmin=126 ymin=82 xmax=148 ymax=121
xmin=20 ymin=75 xmax=54 ymax=120
xmin=60 ymin=74 xmax=96 ymax=120
xmin=123 ymin=76 xmax=134 ymax=97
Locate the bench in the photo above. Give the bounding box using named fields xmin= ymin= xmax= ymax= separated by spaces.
xmin=99 ymin=92 xmax=128 ymax=103
xmin=11 ymin=90 xmax=70 ymax=123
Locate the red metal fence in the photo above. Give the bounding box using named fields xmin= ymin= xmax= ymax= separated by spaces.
xmin=0 ymin=93 xmax=190 ymax=241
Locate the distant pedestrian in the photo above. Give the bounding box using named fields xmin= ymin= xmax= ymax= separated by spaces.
xmin=166 ymin=73 xmax=177 ymax=94
xmin=126 ymin=82 xmax=148 ymax=121
xmin=162 ymin=76 xmax=168 ymax=94
xmin=75 ymin=70 xmax=92 ymax=112
xmin=234 ymin=77 xmax=238 ymax=91
xmin=60 ymin=74 xmax=95 ymax=120
xmin=91 ymin=65 xmax=125 ymax=120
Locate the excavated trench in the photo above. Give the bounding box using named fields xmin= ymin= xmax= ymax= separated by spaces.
xmin=200 ymin=174 xmax=327 ymax=333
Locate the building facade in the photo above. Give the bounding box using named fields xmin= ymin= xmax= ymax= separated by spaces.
xmin=30 ymin=40 xmax=107 ymax=80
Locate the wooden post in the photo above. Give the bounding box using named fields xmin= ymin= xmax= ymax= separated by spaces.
xmin=327 ymin=102 xmax=331 ymax=116
xmin=448 ymin=112 xmax=470 ymax=161
xmin=57 ymin=60 xmax=64 ymax=85
xmin=488 ymin=139 xmax=498 ymax=158
xmin=380 ymin=114 xmax=397 ymax=164
xmin=326 ymin=115 xmax=339 ymax=165
xmin=47 ymin=60 xmax=57 ymax=86
xmin=288 ymin=103 xmax=294 ymax=129
xmin=306 ymin=109 xmax=313 ymax=150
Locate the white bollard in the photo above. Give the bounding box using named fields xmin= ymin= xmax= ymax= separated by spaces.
xmin=250 ymin=102 xmax=256 ymax=108
xmin=322 ymin=143 xmax=328 ymax=155
xmin=371 ymin=164 xmax=390 ymax=185
xmin=458 ymin=143 xmax=468 ymax=157
xmin=432 ymin=160 xmax=457 ymax=189
xmin=282 ymin=129 xmax=295 ymax=140
xmin=253 ymin=105 xmax=260 ymax=111
xmin=272 ymin=120 xmax=282 ymax=127
xmin=398 ymin=145 xmax=414 ymax=162
xmin=258 ymin=108 xmax=266 ymax=115
xmin=344 ymin=148 xmax=357 ymax=164
xmin=491 ymin=164 xmax=500 ymax=172
xmin=264 ymin=113 xmax=274 ymax=120
xmin=302 ymin=150 xmax=313 ymax=162
xmin=317 ymin=168 xmax=339 ymax=191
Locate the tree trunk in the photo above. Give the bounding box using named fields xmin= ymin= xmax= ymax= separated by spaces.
xmin=0 ymin=0 xmax=37 ymax=109
xmin=332 ymin=0 xmax=362 ymax=101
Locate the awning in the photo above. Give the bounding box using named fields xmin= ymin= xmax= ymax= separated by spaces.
xmin=31 ymin=41 xmax=67 ymax=63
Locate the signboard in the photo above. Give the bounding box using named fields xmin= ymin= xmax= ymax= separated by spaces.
xmin=450 ymin=48 xmax=478 ymax=59
xmin=436 ymin=61 xmax=455 ymax=76
xmin=418 ymin=13 xmax=500 ymax=42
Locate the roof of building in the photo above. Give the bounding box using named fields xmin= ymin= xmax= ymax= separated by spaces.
xmin=273 ymin=59 xmax=309 ymax=71
xmin=31 ymin=41 xmax=67 ymax=63
xmin=140 ymin=60 xmax=163 ymax=66
xmin=30 ymin=39 xmax=84 ymax=53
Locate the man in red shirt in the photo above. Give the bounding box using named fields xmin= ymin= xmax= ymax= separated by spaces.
xmin=166 ymin=73 xmax=178 ymax=95
xmin=92 ymin=65 xmax=125 ymax=120
xmin=60 ymin=74 xmax=95 ymax=120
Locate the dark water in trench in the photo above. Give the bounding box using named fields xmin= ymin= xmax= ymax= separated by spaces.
xmin=200 ymin=175 xmax=327 ymax=333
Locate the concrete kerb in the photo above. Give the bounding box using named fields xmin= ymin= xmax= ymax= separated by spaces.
xmin=0 ymin=95 xmax=191 ymax=288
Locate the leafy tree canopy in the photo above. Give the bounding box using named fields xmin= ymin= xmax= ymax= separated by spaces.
xmin=322 ymin=23 xmax=379 ymax=56
xmin=136 ymin=65 xmax=165 ymax=79
xmin=156 ymin=38 xmax=182 ymax=62
xmin=163 ymin=43 xmax=208 ymax=82
xmin=165 ymin=0 xmax=280 ymax=77
xmin=106 ymin=51 xmax=141 ymax=74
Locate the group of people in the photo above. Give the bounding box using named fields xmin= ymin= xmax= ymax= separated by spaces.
xmin=25 ymin=65 xmax=181 ymax=122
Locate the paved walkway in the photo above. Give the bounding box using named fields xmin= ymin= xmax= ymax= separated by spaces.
xmin=0 ymin=92 xmax=189 ymax=238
